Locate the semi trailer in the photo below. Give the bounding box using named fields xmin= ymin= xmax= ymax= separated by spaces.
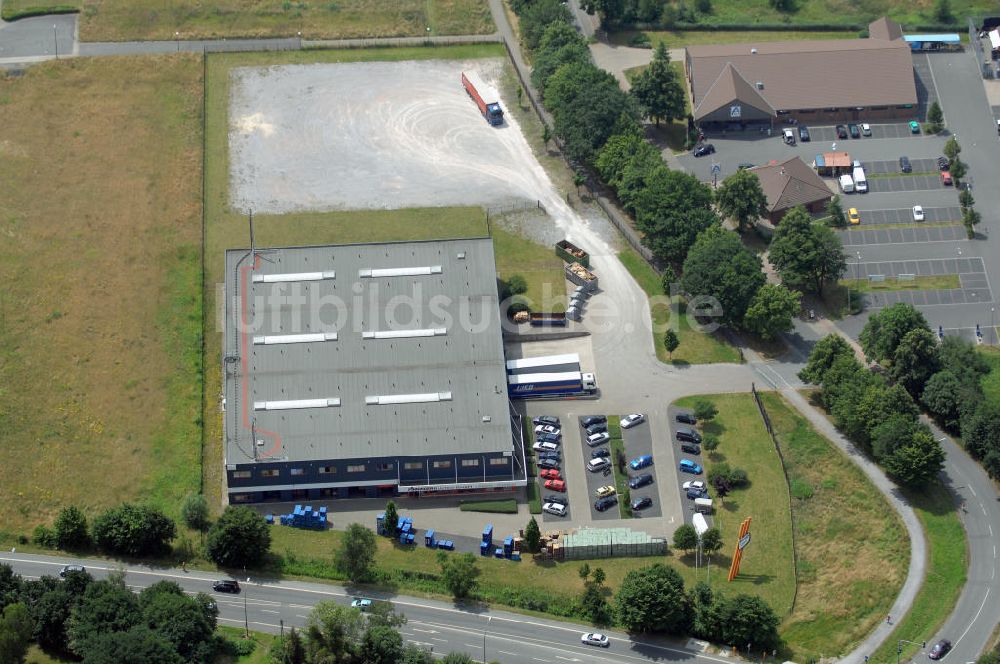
xmin=461 ymin=71 xmax=504 ymax=126
xmin=507 ymin=371 xmax=598 ymax=398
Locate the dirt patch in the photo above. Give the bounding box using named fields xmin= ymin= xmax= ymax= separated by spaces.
xmin=0 ymin=55 xmax=203 ymax=531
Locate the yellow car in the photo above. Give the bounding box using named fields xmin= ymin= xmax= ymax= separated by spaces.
xmin=595 ymin=485 xmax=616 ymax=498
xmin=848 ymin=208 xmax=861 ymax=225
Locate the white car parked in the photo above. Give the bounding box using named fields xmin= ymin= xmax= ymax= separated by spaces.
xmin=543 ymin=502 xmax=567 ymax=516
xmin=587 ymin=457 xmax=611 ymax=472
xmin=534 ymin=424 xmax=560 ymax=436
xmin=682 ymin=480 xmax=706 ymax=491
xmin=912 ymin=205 xmax=925 ymax=221
xmin=533 ymin=441 xmax=559 ymax=452
xmin=581 ymin=632 xmax=610 ymax=647
xmin=620 ymin=413 xmax=645 ymax=429
xmin=586 ymin=432 xmax=610 ymax=447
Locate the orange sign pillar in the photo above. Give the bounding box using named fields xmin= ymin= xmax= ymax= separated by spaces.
xmin=727 ymin=517 xmax=752 ymax=582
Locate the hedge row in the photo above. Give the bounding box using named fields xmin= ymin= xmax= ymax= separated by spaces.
xmin=1 ymin=5 xmax=78 ymax=21
xmin=619 ymin=21 xmax=965 ymax=32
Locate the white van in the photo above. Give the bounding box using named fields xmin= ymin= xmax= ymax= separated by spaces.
xmin=694 ymin=497 xmax=713 ymax=514
xmin=839 ymin=174 xmax=855 ymax=193
xmin=852 ymin=166 xmax=868 ymax=193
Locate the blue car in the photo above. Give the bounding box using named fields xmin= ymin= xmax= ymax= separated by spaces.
xmin=678 ymin=459 xmax=703 ymax=474
xmin=629 ymin=455 xmax=653 ymax=470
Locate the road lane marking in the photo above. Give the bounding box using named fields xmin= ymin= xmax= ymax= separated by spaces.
xmin=464 ymin=643 xmax=479 ymax=648
xmin=262 ymin=609 xmax=279 ymax=614
xmin=953 ymin=588 xmax=991 ymax=646
xmin=296 ymin=614 xmax=308 ymax=619
xmin=498 ymin=651 xmax=517 ymax=656
xmin=431 ymin=637 xmax=448 ymax=643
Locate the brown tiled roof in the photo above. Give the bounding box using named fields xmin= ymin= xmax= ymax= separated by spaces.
xmin=693 ymin=62 xmax=774 ymax=119
xmin=687 ymin=19 xmax=917 ymax=116
xmin=750 ymin=157 xmax=832 ymax=213
xmin=821 ymin=151 xmax=852 ymax=167
xmin=868 ymin=17 xmax=904 ymax=41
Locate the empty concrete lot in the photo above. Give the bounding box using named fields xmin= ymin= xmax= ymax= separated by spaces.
xmin=229 ymin=58 xmax=551 ymax=213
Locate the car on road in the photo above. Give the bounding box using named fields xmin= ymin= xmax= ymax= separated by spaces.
xmin=536 ymin=432 xmax=561 ymax=443
xmin=836 ymin=124 xmax=848 ymax=139
xmin=628 ymin=455 xmax=653 ymax=470
xmin=537 ymin=458 xmax=560 ymax=470
xmin=937 ymin=156 xmax=950 ymax=170
xmin=798 ymin=125 xmax=810 ymax=141
xmin=683 ymin=480 xmax=706 ymax=491
xmin=848 ymin=123 xmax=860 ymax=138
xmin=782 ymin=127 xmax=796 ymax=145
xmin=594 ymin=496 xmax=618 ymax=512
xmin=533 ymin=441 xmax=559 ymax=452
xmin=595 ymin=485 xmax=616 ymax=498
xmin=544 ymin=494 xmax=568 ymax=506
xmin=629 ymin=473 xmax=654 ymax=489
xmin=581 ymin=633 xmax=610 ymax=647
xmin=686 ymin=486 xmax=708 ymax=499
xmin=586 ymin=432 xmax=610 ymax=447
xmin=693 ymin=143 xmax=716 ymax=157
xmin=581 ymin=415 xmax=606 ymax=427
xmin=909 ymin=120 xmax=921 ymax=134
xmin=533 ymin=415 xmax=559 ymax=427
xmin=941 ymin=171 xmax=952 ymax=186
xmin=861 ymin=123 xmax=871 ymax=136
xmin=540 ymin=468 xmax=562 ymax=480
xmin=591 ymin=448 xmax=611 ymax=458
xmin=544 ymin=478 xmax=566 ymax=492
xmin=679 ymin=459 xmax=703 ymax=474
xmin=620 ymin=413 xmax=646 ymax=429
xmin=587 ymin=457 xmax=611 ymax=472
xmin=675 ymin=412 xmax=697 ymax=425
xmin=534 ymin=424 xmax=559 ymax=436
xmin=543 ymin=502 xmax=567 ymax=517
xmin=928 ymin=640 xmax=952 ymax=660
xmin=912 ymin=205 xmax=925 ymax=221
xmin=213 ymin=580 xmax=241 ymax=593
xmin=60 ymin=565 xmax=85 ymax=577
xmin=584 ymin=422 xmax=608 ymax=435
xmin=351 ymin=598 xmax=373 ymax=611
xmin=899 ymin=155 xmax=912 ymax=173
xmin=631 ymin=495 xmax=653 ymax=511
xmin=681 ymin=443 xmax=701 ymax=455
xmin=848 ymin=208 xmax=861 ymax=225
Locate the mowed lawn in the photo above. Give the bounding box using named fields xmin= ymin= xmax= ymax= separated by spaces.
xmin=760 ymin=393 xmax=908 ymax=660
xmin=0 ymin=56 xmax=203 ymax=532
xmin=2 ymin=0 xmax=494 ymax=41
xmin=492 ymin=229 xmax=567 ymax=312
xmin=618 ymin=249 xmax=741 ymax=364
xmin=674 ymin=394 xmax=796 ymax=617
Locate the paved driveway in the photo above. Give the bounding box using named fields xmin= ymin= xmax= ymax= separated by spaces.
xmin=864 ymin=157 xmax=939 ymax=174
xmin=867 ymin=173 xmax=947 ymax=193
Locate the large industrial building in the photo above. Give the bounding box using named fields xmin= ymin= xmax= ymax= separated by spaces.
xmin=686 ymin=17 xmax=919 ymax=127
xmin=222 ymin=238 xmax=526 ymax=504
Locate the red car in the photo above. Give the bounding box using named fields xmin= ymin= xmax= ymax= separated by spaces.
xmin=544 ymin=479 xmax=566 ymax=492
xmin=941 ymin=171 xmax=952 ymax=186
xmin=540 ymin=468 xmax=562 ymax=480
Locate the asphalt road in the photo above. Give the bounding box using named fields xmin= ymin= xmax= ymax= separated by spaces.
xmin=0 ymin=551 xmax=742 ymax=664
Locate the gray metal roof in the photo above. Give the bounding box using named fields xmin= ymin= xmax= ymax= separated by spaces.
xmin=223 ymin=238 xmax=514 ymax=464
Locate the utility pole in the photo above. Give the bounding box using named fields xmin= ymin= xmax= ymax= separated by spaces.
xmin=53 ymin=24 xmax=58 ymax=59
xmin=243 ymin=568 xmax=250 ymax=638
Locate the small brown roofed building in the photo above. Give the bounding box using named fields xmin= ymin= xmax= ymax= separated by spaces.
xmin=750 ymin=156 xmax=833 ymax=224
xmin=815 ymin=151 xmax=852 ymax=177
xmin=686 ymin=17 xmax=917 ymax=127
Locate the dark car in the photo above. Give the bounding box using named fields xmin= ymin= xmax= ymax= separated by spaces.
xmin=675 ymin=412 xmax=697 ymax=425
xmin=581 ymin=415 xmax=607 ymax=427
xmin=836 ymin=124 xmax=848 ymax=139
xmin=532 ymin=415 xmax=559 ymax=427
xmin=536 ymin=458 xmax=560 ymax=470
xmin=544 ymin=494 xmax=568 ymax=506
xmin=737 ymin=161 xmax=755 ymax=170
xmin=585 ymin=422 xmax=608 ymax=435
xmin=594 ymin=496 xmax=618 ymax=512
xmin=798 ymin=125 xmax=810 ymax=142
xmin=536 ymin=432 xmax=561 ymax=444
xmin=848 ymin=123 xmax=860 ymax=138
xmin=629 ymin=473 xmax=654 ymax=489
xmin=538 ymin=452 xmax=561 ymax=461
xmin=899 ymin=156 xmax=912 ymax=173
xmin=676 ymin=427 xmax=702 ymax=443
xmin=928 ymin=640 xmax=952 ymax=660
xmin=60 ymin=564 xmax=86 ymax=578
xmin=631 ymin=496 xmax=653 ymax=511
xmin=681 ymin=443 xmax=701 ymax=455
xmin=213 ymin=580 xmax=241 ymax=593
xmin=693 ymin=143 xmax=715 ymax=157
xmin=937 ymin=156 xmax=950 ymax=170
xmin=591 ymin=448 xmax=611 ymax=459
xmin=686 ymin=487 xmax=708 ymax=499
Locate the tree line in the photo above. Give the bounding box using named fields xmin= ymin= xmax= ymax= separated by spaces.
xmin=800 ymin=303 xmax=1000 ymax=485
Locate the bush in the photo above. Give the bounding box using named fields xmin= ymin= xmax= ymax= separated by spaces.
xmin=206 ymin=506 xmax=271 ymax=569
xmin=91 ymin=503 xmax=176 ymax=557
xmin=33 ymin=525 xmax=57 ymax=549
xmin=458 ymin=500 xmax=518 ymax=514
xmin=54 ymin=506 xmax=90 ymax=550
xmin=180 ymin=494 xmax=210 ymax=532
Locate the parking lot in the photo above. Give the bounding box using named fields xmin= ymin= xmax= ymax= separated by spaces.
xmin=804 ymin=122 xmax=925 ymax=143
xmin=839 ymin=223 xmax=967 ymax=247
xmin=620 ymin=418 xmax=662 ymax=521
xmin=867 ymin=173 xmax=947 ymax=193
xmin=863 ymin=158 xmax=940 ymax=174
xmin=666 ymin=404 xmax=713 ymax=528
xmin=840 ymin=206 xmax=961 ymax=226
xmin=853 ymin=257 xmax=993 ymax=308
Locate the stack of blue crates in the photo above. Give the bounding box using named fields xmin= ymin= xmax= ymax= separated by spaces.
xmin=424 ymin=529 xmax=454 ymax=550
xmin=279 ymin=505 xmax=328 ymax=530
xmin=480 ymin=523 xmax=493 ymax=556
xmin=398 ymin=516 xmax=415 ymax=545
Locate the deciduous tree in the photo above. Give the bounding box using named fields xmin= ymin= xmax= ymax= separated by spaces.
xmin=91 ymin=503 xmax=176 ymax=558
xmin=630 ymin=42 xmax=686 ymax=126
xmin=545 ymin=62 xmax=634 ymax=165
xmin=768 ymin=206 xmax=847 ymax=293
xmin=743 ymin=283 xmax=800 ymax=340
xmin=336 ymin=524 xmax=378 ymax=583
xmin=700 ymin=528 xmax=723 ymax=554
xmin=890 ymin=328 xmax=941 ymax=397
xmin=718 ymin=594 xmax=781 ymax=651
xmin=206 ymin=505 xmax=272 ymax=568
xmin=715 ymin=169 xmax=768 ymax=233
xmin=615 ymin=564 xmax=691 ymax=634
xmin=672 ymin=524 xmax=698 ymax=555
xmin=0 ymin=603 xmax=32 ymax=664
xmin=692 ymin=400 xmax=718 ymax=422
xmin=663 ymin=329 xmax=680 ymax=358
xmin=438 ymin=552 xmax=480 ymax=600
xmin=922 ymin=371 xmax=965 ymax=431
xmin=54 ymin=506 xmax=90 ymax=550
xmin=859 ymin=302 xmax=928 ymax=365
xmin=798 ymin=334 xmax=855 ymax=384
xmin=944 ymin=136 xmax=961 ymax=162
xmin=180 ymin=494 xmax=210 ymax=532
xmin=67 ymin=578 xmax=140 ymax=657
xmin=681 ymin=226 xmax=766 ymax=328
xmin=882 ymin=428 xmax=945 ymax=486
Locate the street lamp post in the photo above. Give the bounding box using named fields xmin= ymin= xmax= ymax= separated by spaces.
xmin=175 ymin=31 xmax=180 ymax=52
xmin=848 ymin=251 xmax=861 ymax=313
xmin=243 ymin=568 xmax=250 ymax=638
xmin=53 ymin=24 xmax=58 ymax=59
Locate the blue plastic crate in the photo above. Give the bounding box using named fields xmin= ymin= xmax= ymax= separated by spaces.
xmin=480 ymin=542 xmax=490 ymax=556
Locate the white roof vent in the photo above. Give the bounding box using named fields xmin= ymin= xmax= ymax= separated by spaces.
xmin=755 ymin=81 xmax=764 ymax=90
xmin=751 ymin=48 xmax=758 ymax=54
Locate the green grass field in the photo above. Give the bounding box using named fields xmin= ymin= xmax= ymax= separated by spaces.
xmin=675 ymin=394 xmax=797 ymax=618
xmin=840 ymin=274 xmax=961 ymax=293
xmin=760 ymin=393 xmax=909 ymax=660
xmin=2 ymin=0 xmax=494 ymax=42
xmin=492 ymin=229 xmax=568 ymax=312
xmin=459 ymin=499 xmax=519 ymax=513
xmin=618 ymin=249 xmax=741 ymax=364
xmin=0 ymin=56 xmax=204 ymax=532
xmin=605 ymin=416 xmax=632 ymax=518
